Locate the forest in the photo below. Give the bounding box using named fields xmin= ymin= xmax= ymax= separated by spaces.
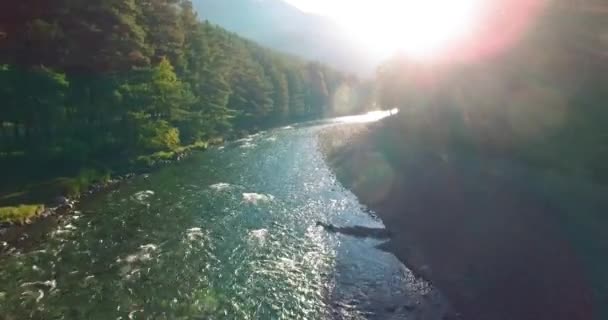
xmin=0 ymin=0 xmax=372 ymax=203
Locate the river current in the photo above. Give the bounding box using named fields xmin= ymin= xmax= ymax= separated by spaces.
xmin=0 ymin=113 xmax=449 ymax=319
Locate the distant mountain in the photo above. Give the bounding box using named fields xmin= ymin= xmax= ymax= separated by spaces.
xmin=192 ymin=0 xmax=379 ymax=76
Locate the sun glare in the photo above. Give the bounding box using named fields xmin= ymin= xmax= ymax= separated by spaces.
xmin=285 ymin=0 xmax=484 ymax=59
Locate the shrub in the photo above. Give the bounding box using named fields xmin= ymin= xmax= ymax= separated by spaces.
xmin=0 ymin=204 xmax=45 ymax=224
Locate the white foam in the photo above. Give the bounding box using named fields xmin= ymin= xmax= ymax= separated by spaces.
xmin=64 ymin=223 xmax=77 ymax=230
xmin=117 ymin=244 xmax=158 ymax=265
xmin=20 ymin=280 xmax=57 ymax=291
xmin=209 ymin=183 xmax=232 ymax=191
xmin=186 ymin=227 xmax=205 ymax=241
xmin=248 ymin=229 xmax=269 ymax=244
xmin=139 ymin=244 xmax=158 ymax=252
xmin=128 ymin=310 xmax=142 ymax=320
xmin=133 ymin=190 xmax=155 ymax=202
xmin=240 ymin=142 xmax=257 ymax=149
xmin=235 ymin=137 xmax=253 ymax=143
xmin=52 ymin=227 xmax=73 ymax=236
xmin=242 ymin=193 xmax=275 ymax=205
xmin=35 ymin=289 xmax=44 ymax=303
xmin=123 ymin=253 xmax=151 ymax=264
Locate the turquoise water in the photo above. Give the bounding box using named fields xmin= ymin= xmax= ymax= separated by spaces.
xmin=0 ymin=118 xmax=448 ymax=319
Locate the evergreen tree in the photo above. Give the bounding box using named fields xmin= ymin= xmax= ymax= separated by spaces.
xmin=0 ymin=0 xmax=356 ymax=170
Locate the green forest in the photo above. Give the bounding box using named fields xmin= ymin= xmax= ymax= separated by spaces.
xmin=0 ymin=0 xmax=370 ymax=207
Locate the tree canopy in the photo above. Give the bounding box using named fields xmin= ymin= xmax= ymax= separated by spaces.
xmin=0 ymin=0 xmax=371 ymax=173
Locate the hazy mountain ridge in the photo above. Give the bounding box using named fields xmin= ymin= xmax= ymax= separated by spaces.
xmin=192 ymin=0 xmax=378 ymax=75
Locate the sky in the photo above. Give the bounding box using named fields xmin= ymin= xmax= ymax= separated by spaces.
xmin=281 ymin=0 xmax=344 ymax=16
xmin=281 ymin=0 xmax=485 ymax=59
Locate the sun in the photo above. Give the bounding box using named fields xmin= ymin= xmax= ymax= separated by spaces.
xmin=339 ymin=0 xmax=483 ymax=59
xmin=285 ymin=0 xmax=484 ymax=59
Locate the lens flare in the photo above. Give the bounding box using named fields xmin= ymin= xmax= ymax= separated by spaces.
xmin=284 ymin=0 xmax=546 ymax=61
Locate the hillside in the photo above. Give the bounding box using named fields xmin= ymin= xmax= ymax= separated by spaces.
xmin=0 ymin=0 xmax=369 ymax=215
xmin=192 ymin=0 xmax=379 ymax=75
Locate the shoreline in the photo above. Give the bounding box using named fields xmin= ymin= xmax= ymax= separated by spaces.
xmin=0 ymin=120 xmax=334 ymax=254
xmin=317 ymin=121 xmax=596 ymax=320
xmin=0 ymin=144 xmax=208 ymax=254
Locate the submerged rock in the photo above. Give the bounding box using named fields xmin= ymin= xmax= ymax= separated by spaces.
xmin=316 ymin=221 xmax=390 ymax=239
xmin=52 ymin=196 xmax=71 ymax=207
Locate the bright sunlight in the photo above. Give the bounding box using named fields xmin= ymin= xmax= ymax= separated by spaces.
xmin=284 ymin=0 xmax=484 ymax=59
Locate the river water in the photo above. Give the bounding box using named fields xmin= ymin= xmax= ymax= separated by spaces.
xmin=0 ymin=113 xmax=449 ymax=319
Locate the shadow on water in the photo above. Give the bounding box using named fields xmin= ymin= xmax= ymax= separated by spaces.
xmin=320 ymin=190 xmax=454 ymax=320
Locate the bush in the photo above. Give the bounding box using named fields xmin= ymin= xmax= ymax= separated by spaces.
xmin=55 ymin=169 xmax=111 ymax=198
xmin=142 ymin=120 xmax=180 ymax=152
xmin=0 ymin=204 xmax=45 ymax=224
xmin=128 ymin=112 xmax=181 ymax=153
xmin=135 ymin=150 xmax=176 ymax=169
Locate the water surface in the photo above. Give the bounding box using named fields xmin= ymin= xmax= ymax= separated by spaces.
xmin=0 ymin=116 xmax=448 ymax=319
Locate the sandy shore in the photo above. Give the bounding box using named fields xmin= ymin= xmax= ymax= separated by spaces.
xmin=318 ymin=120 xmax=595 ymax=320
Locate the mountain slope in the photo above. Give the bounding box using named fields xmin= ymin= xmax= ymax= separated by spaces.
xmin=192 ymin=0 xmax=378 ymax=75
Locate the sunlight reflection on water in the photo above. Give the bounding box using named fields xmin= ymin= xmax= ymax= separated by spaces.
xmin=0 ymin=114 xmax=450 ymax=320
xmin=332 ymin=109 xmax=399 ymax=124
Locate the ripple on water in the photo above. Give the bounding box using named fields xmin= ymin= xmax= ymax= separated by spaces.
xmin=209 ymin=182 xmax=233 ymax=191
xmin=235 ymin=136 xmax=253 ymax=143
xmin=18 ymin=280 xmax=58 ymax=305
xmin=240 ymin=142 xmax=257 ymax=149
xmin=185 ymin=227 xmax=206 ymax=242
xmin=117 ymin=243 xmax=158 ymax=265
xmin=248 ymin=229 xmax=268 ymax=245
xmin=51 ymin=222 xmax=78 ymax=238
xmin=0 ymin=121 xmax=448 ymax=319
xmin=117 ymin=244 xmax=159 ymax=279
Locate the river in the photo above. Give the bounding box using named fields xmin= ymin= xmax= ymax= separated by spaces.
xmin=0 ymin=113 xmax=450 ymax=319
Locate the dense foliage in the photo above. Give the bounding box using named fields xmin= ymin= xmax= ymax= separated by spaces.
xmin=0 ymin=0 xmax=370 ymax=177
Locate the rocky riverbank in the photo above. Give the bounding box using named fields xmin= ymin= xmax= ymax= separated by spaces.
xmin=0 ymin=145 xmax=205 ymax=254
xmin=0 ymin=174 xmax=133 ymax=254
xmin=318 ymin=120 xmax=596 ymax=320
